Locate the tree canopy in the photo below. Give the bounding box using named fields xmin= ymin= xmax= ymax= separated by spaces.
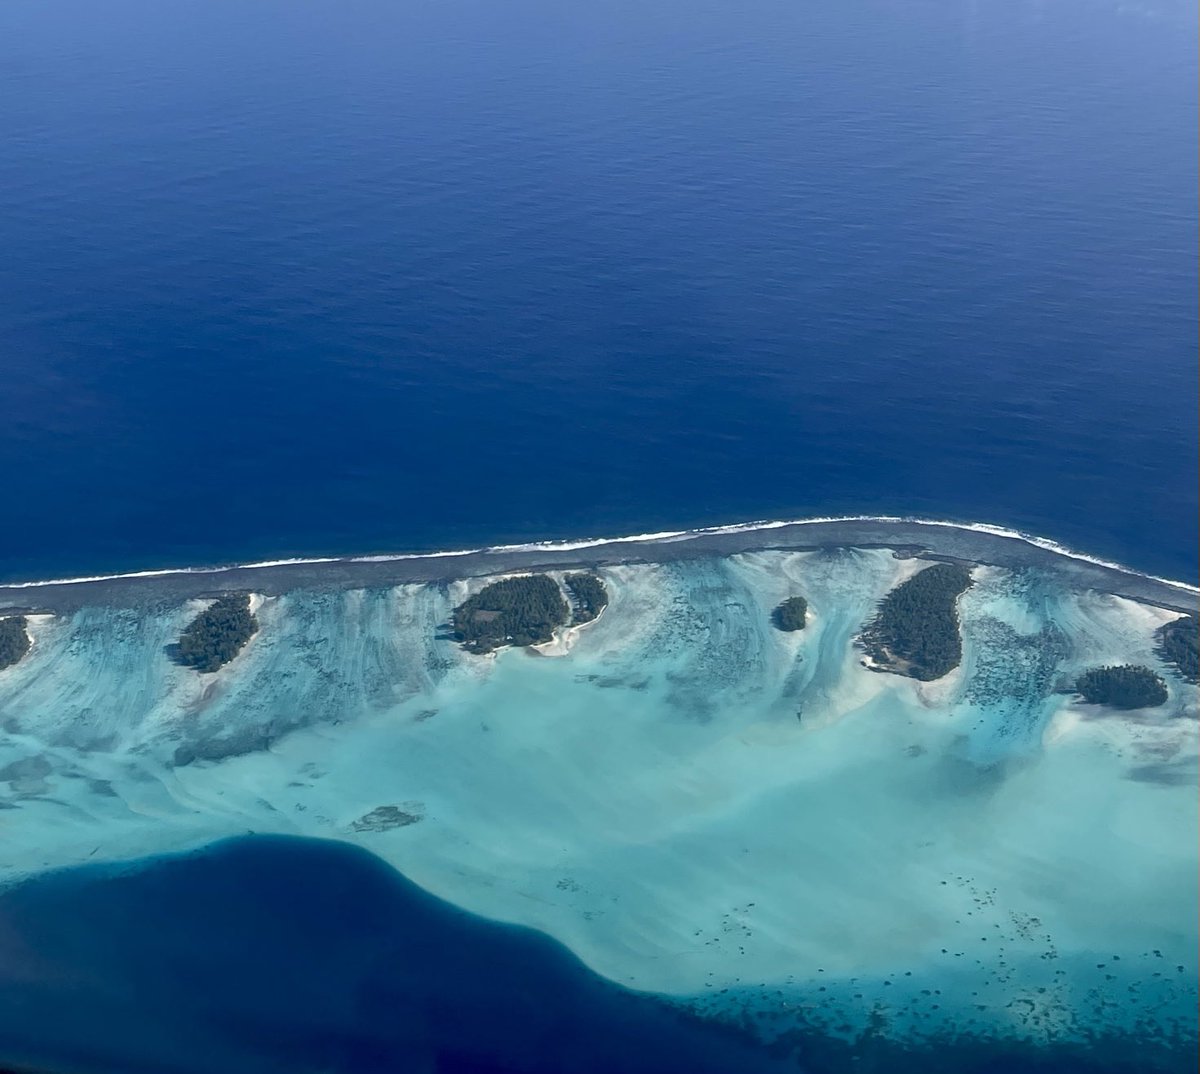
xmin=564 ymin=573 xmax=608 ymax=625
xmin=1157 ymin=615 xmax=1198 ymax=684
xmin=0 ymin=616 xmax=30 ymax=670
xmin=1076 ymin=665 xmax=1168 ymax=709
xmin=772 ymin=596 xmax=808 ymax=632
xmin=860 ymin=562 xmax=973 ymax=681
xmin=452 ymin=575 xmax=569 ymax=654
xmin=176 ymin=594 xmax=258 ymax=673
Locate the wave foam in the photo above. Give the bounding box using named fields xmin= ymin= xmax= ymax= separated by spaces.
xmin=3 ymin=516 xmax=1197 ymax=597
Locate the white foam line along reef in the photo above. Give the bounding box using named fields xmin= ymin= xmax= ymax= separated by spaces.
xmin=4 ymin=515 xmax=1197 ymax=595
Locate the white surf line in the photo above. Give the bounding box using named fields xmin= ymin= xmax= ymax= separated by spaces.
xmin=0 ymin=557 xmax=342 ymax=589
xmin=2 ymin=516 xmax=1197 ymax=597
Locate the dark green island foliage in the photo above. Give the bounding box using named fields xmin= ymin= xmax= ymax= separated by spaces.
xmin=1156 ymin=615 xmax=1198 ymax=684
xmin=0 ymin=616 xmax=31 ymax=670
xmin=452 ymin=574 xmax=569 ymax=654
xmin=564 ymin=573 xmax=608 ymax=625
xmin=772 ymin=596 xmax=808 ymax=632
xmin=1076 ymin=664 xmax=1168 ymax=709
xmin=176 ymin=594 xmax=258 ymax=672
xmin=860 ymin=562 xmax=973 ymax=681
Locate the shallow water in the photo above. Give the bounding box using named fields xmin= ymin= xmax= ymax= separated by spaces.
xmin=0 ymin=551 xmax=1195 ymax=1070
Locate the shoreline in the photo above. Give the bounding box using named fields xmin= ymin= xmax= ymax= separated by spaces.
xmin=531 ymin=602 xmax=608 ymax=658
xmin=0 ymin=515 xmax=1195 ymax=615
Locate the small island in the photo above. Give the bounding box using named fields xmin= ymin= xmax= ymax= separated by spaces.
xmin=0 ymin=616 xmax=31 ymax=671
xmin=1075 ymin=664 xmax=1168 ymax=709
xmin=1157 ymin=615 xmax=1198 ymax=684
xmin=175 ymin=594 xmax=258 ymax=672
xmin=564 ymin=572 xmax=608 ymax=625
xmin=860 ymin=562 xmax=973 ymax=681
xmin=451 ymin=573 xmax=608 ymax=654
xmin=771 ymin=596 xmax=808 ymax=632
xmin=452 ymin=574 xmax=569 ymax=654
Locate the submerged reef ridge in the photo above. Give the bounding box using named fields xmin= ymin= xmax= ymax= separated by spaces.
xmin=0 ymin=532 xmax=1194 ymax=1067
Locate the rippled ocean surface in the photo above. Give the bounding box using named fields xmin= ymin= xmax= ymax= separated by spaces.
xmin=0 ymin=3 xmax=1197 ymax=1073
xmin=1 ymin=0 xmax=1196 ymax=583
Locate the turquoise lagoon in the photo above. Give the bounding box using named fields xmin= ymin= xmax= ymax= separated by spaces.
xmin=0 ymin=545 xmax=1196 ymax=1063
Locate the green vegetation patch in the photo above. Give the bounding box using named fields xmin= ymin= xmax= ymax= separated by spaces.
xmin=861 ymin=562 xmax=973 ymax=682
xmin=772 ymin=596 xmax=808 ymax=632
xmin=452 ymin=574 xmax=569 ymax=654
xmin=564 ymin=573 xmax=608 ymax=625
xmin=176 ymin=594 xmax=258 ymax=672
xmin=1157 ymin=615 xmax=1198 ymax=684
xmin=0 ymin=616 xmax=31 ymax=671
xmin=1076 ymin=664 xmax=1168 ymax=709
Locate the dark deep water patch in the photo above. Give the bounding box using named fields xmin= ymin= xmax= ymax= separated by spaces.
xmin=0 ymin=836 xmax=784 ymax=1074
xmin=0 ymin=836 xmax=1192 ymax=1074
xmin=0 ymin=0 xmax=1196 ymax=583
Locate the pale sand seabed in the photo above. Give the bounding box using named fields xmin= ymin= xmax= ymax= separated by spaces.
xmin=531 ymin=609 xmax=604 ymax=657
xmin=0 ymin=548 xmax=1195 ymax=1046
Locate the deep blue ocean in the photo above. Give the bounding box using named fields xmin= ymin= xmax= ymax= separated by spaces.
xmin=0 ymin=838 xmax=796 ymax=1074
xmin=0 ymin=3 xmax=1196 ymax=1073
xmin=0 ymin=0 xmax=1196 ymax=584
xmin=0 ymin=836 xmax=1188 ymax=1074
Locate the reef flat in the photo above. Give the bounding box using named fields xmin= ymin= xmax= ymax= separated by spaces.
xmin=0 ymin=528 xmax=1196 ymax=1067
xmin=0 ymin=517 xmax=1194 ymax=614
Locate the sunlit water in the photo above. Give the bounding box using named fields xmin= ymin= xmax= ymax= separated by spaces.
xmin=0 ymin=0 xmax=1195 ymax=1064
xmin=0 ymin=550 xmax=1195 ymax=1071
xmin=0 ymin=0 xmax=1196 ymax=582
